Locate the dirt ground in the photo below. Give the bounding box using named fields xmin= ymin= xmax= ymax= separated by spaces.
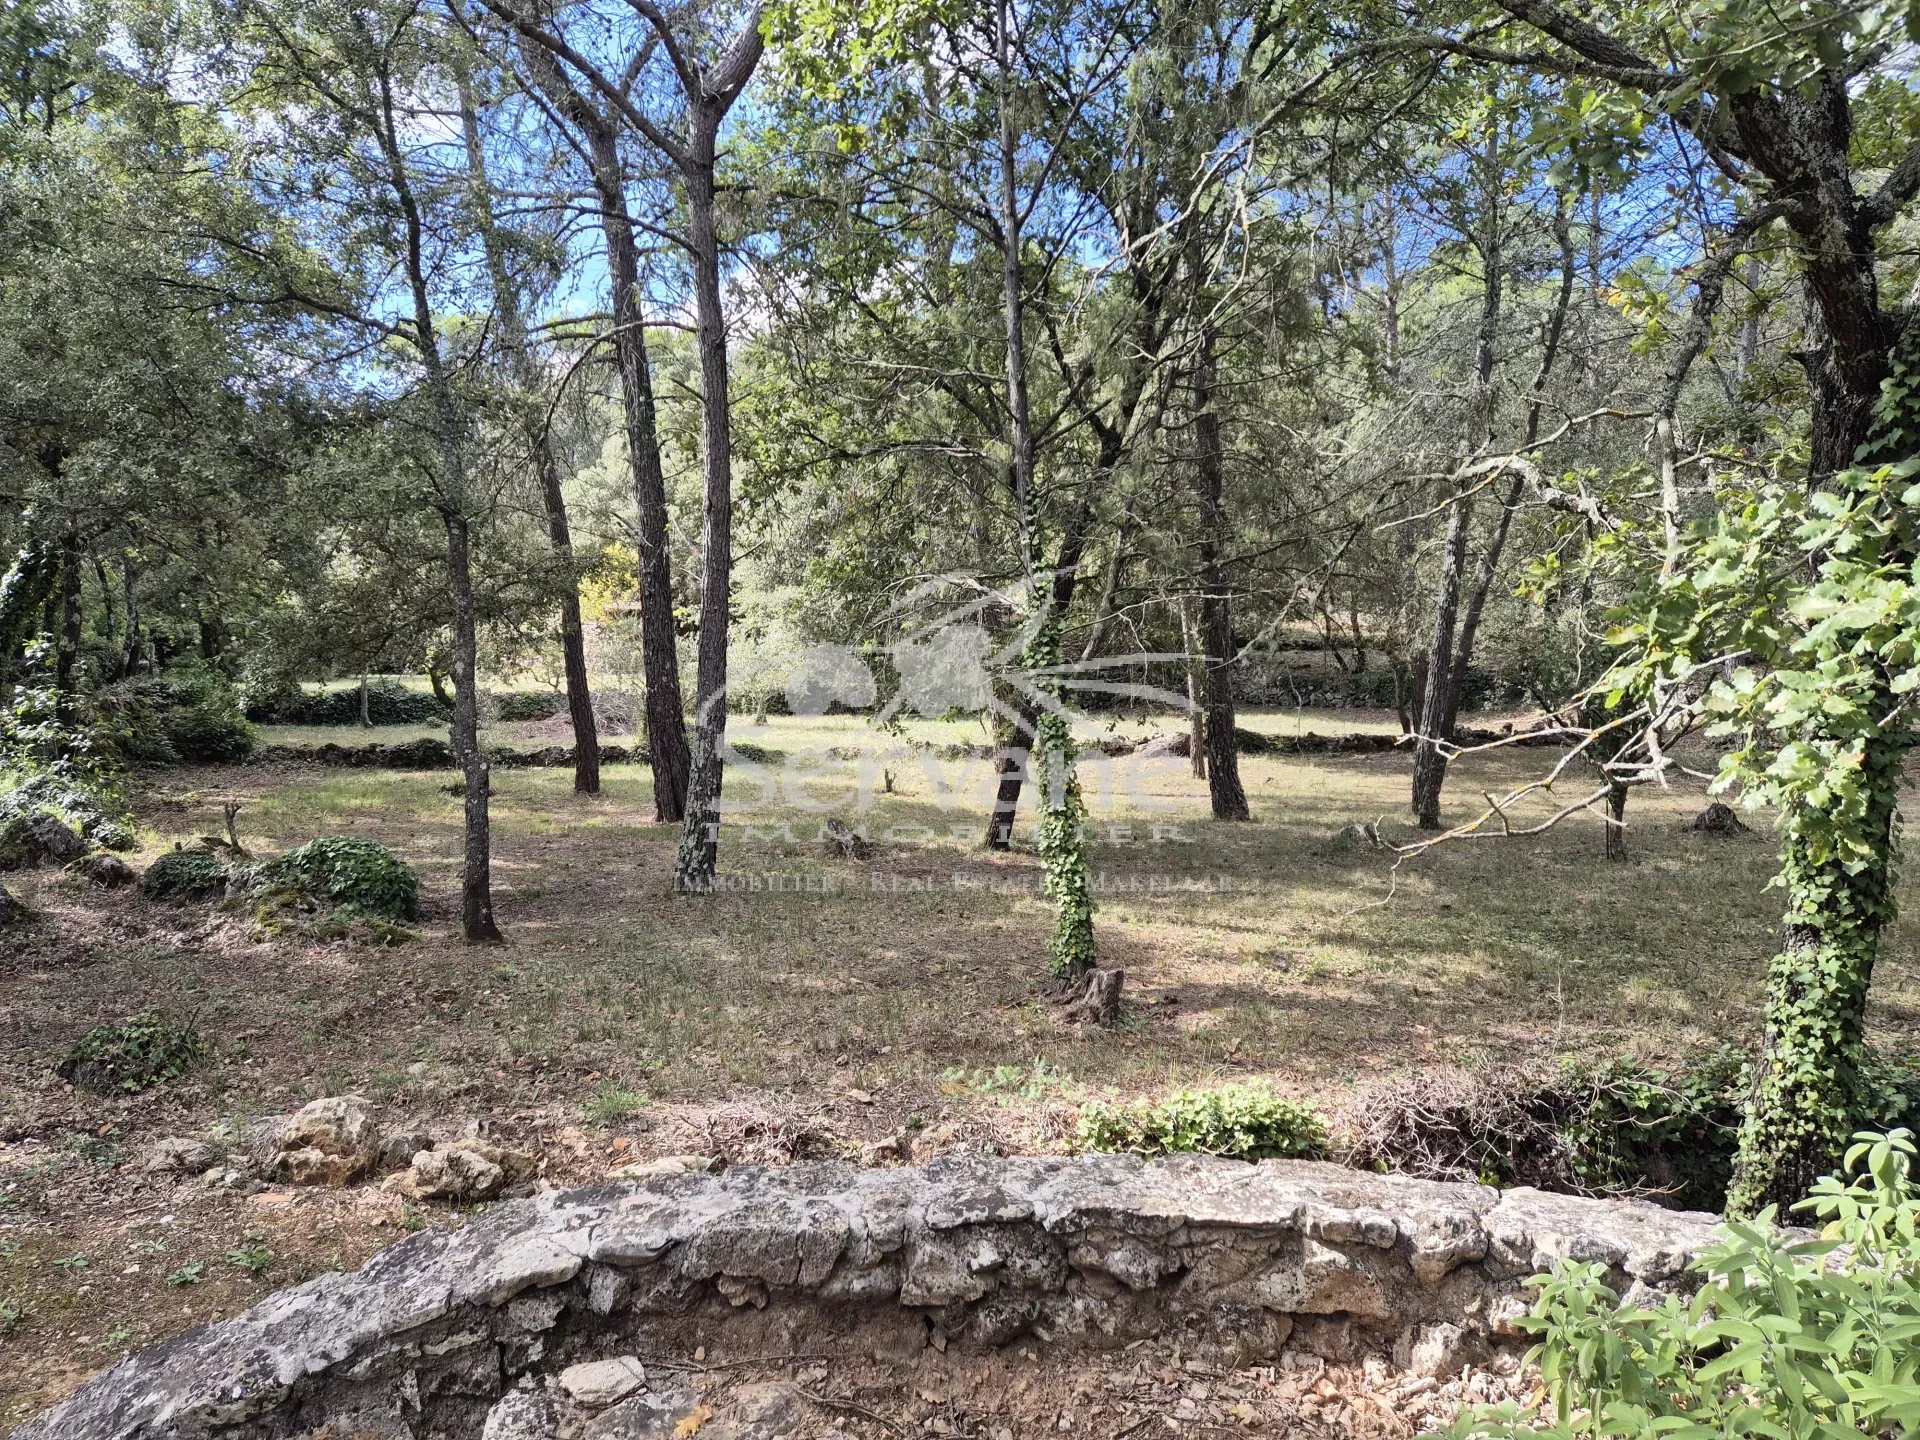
xmin=4 ymin=707 xmax=1918 ymax=1431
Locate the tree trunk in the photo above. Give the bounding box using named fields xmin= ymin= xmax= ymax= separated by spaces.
xmin=54 ymin=534 xmax=81 ymax=720
xmin=674 ymin=147 xmax=735 ymax=894
xmin=119 ymin=559 xmax=141 ymax=677
xmin=444 ymin=510 xmax=502 ymax=943
xmin=1193 ymin=331 xmax=1248 ymax=821
xmin=1603 ymin=781 xmax=1628 ymax=862
xmin=358 ymin=672 xmax=372 ymax=728
xmin=587 ymin=126 xmax=687 ymax=818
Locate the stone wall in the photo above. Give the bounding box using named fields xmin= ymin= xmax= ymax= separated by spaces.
xmin=18 ymin=1154 xmax=1722 ymax=1440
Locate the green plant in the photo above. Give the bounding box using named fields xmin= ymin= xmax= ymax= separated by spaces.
xmin=57 ymin=1012 xmax=209 ymax=1093
xmin=96 ymin=665 xmax=256 ymax=765
xmin=582 ymin=1081 xmax=649 ymax=1129
xmin=0 ymin=1298 xmax=25 ymax=1336
xmin=250 ymin=836 xmax=418 ymax=920
xmin=226 ymin=1236 xmax=273 ymax=1275
xmin=139 ymin=848 xmax=233 ymax=901
xmin=1077 ymin=1082 xmax=1328 ymax=1162
xmin=1456 ymin=1130 xmax=1920 ymax=1439
xmin=164 ymin=1261 xmax=206 ymax=1287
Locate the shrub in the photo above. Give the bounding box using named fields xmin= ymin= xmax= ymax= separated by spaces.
xmin=97 ymin=666 xmax=255 ymax=764
xmin=1457 ymin=1130 xmax=1920 ymax=1439
xmin=57 ymin=1011 xmax=209 ymax=1093
xmin=251 ymin=836 xmax=418 ymax=920
xmin=494 ymin=691 xmax=566 ymax=721
xmin=1077 ymin=1082 xmax=1328 ymax=1162
xmin=249 ymin=682 xmax=447 ymax=726
xmin=1351 ymin=1047 xmax=1920 ymax=1212
xmin=140 ymin=849 xmax=234 ymax=901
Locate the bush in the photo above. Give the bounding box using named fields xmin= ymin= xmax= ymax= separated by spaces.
xmin=97 ymin=666 xmax=255 ymax=764
xmin=1457 ymin=1130 xmax=1920 ymax=1439
xmin=141 ymin=849 xmax=234 ymax=901
xmin=248 ymin=682 xmax=447 ymax=726
xmin=1351 ymin=1048 xmax=1920 ymax=1212
xmin=1077 ymin=1082 xmax=1328 ymax=1162
xmin=56 ymin=1011 xmax=209 ymax=1093
xmin=251 ymin=836 xmax=418 ymax=920
xmin=494 ymin=690 xmax=565 ymax=721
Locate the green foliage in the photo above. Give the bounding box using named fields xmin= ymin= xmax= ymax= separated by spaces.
xmin=1077 ymin=1082 xmax=1328 ymax=1162
xmin=0 ymin=771 xmax=134 ymax=852
xmin=251 ymin=836 xmax=418 ymax=921
xmin=139 ymin=849 xmax=233 ymax=901
xmin=1456 ymin=1131 xmax=1920 ymax=1439
xmin=1602 ymin=323 xmax=1920 ymax=1213
xmin=56 ymin=1011 xmax=209 ymax=1093
xmin=163 ymin=1261 xmax=206 ymax=1288
xmin=97 ymin=666 xmax=256 ymax=765
xmin=248 ymin=682 xmax=447 ymax=727
xmin=581 ymin=1082 xmax=649 ymax=1129
xmin=493 ymin=691 xmax=564 ymax=722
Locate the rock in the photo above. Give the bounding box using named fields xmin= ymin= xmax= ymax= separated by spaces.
xmin=17 ymin=1154 xmax=1728 ymax=1440
xmin=727 ymin=1382 xmax=804 ymax=1439
xmin=384 ymin=1138 xmax=537 ymax=1202
xmin=608 ymin=1154 xmax=715 ymax=1181
xmin=73 ymin=853 xmax=137 ymax=888
xmin=583 ymin=1388 xmax=701 ymax=1440
xmin=376 ymin=1128 xmax=433 ymax=1172
xmin=0 ymin=812 xmax=86 ymax=869
xmin=0 ymin=884 xmax=28 ymax=926
xmin=558 ymin=1358 xmax=647 ymax=1409
xmin=143 ymin=1137 xmax=216 ymax=1174
xmin=1403 ymin=1321 xmax=1480 ymax=1379
xmin=483 ymin=1386 xmax=583 ymax=1440
xmin=274 ymin=1095 xmax=380 ymax=1186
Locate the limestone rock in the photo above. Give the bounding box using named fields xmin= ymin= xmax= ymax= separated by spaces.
xmin=274 ymin=1095 xmax=380 ymax=1186
xmin=1 ymin=812 xmax=86 ymax=869
xmin=377 ymin=1127 xmax=434 ymax=1172
xmin=483 ymin=1386 xmax=583 ymax=1440
xmin=558 ymin=1357 xmax=647 ymax=1409
xmin=0 ymin=884 xmax=28 ymax=926
xmin=385 ymin=1137 xmax=537 ymax=1202
xmin=18 ymin=1154 xmax=1728 ymax=1440
xmin=143 ymin=1137 xmax=216 ymax=1174
xmin=609 ymin=1154 xmax=715 ymax=1181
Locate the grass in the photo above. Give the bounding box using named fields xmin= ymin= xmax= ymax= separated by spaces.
xmin=5 ymin=706 xmax=1920 ymax=1426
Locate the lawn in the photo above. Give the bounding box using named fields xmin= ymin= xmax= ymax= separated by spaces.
xmin=4 ymin=708 xmax=1918 ymax=1427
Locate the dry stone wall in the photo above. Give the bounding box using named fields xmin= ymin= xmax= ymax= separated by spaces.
xmin=19 ymin=1153 xmax=1722 ymax=1440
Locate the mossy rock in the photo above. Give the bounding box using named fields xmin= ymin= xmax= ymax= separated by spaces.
xmin=57 ymin=1012 xmax=209 ymax=1093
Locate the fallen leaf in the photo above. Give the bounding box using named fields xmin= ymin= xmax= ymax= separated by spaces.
xmin=673 ymin=1403 xmax=714 ymax=1437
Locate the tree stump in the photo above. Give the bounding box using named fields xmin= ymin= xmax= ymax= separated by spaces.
xmin=1064 ymin=967 xmax=1124 ymax=1027
xmin=822 ymin=818 xmax=869 ymax=860
xmin=1690 ymin=802 xmax=1750 ymax=836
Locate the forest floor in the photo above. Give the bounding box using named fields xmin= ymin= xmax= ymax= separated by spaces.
xmin=5 ymin=705 xmax=1920 ymax=1431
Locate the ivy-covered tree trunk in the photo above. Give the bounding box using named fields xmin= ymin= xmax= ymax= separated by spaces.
xmin=1728 ymin=331 xmax=1920 ymax=1214
xmin=1728 ymin=744 xmax=1902 ymax=1214
xmin=1028 ymin=619 xmax=1095 ymax=990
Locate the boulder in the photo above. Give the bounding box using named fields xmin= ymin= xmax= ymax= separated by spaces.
xmin=274 ymin=1095 xmax=380 ymax=1186
xmin=384 ymin=1137 xmax=537 ymax=1202
xmin=377 ymin=1127 xmax=434 ymax=1173
xmin=0 ymin=812 xmax=87 ymax=869
xmin=608 ymin=1154 xmax=716 ymax=1181
xmin=0 ymin=884 xmax=28 ymax=926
